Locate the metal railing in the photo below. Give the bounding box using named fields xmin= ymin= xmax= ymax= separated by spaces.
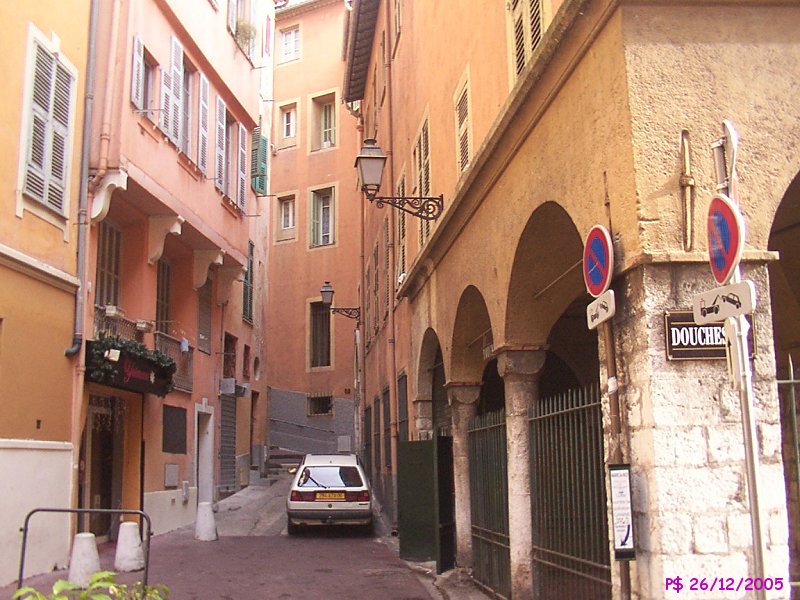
xmin=18 ymin=508 xmax=153 ymax=590
xmin=93 ymin=306 xmax=143 ymax=342
xmin=468 ymin=410 xmax=510 ymax=599
xmin=529 ymin=385 xmax=611 ymax=599
xmin=154 ymin=331 xmax=193 ymax=391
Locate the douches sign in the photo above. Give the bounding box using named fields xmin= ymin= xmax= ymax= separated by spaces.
xmin=664 ymin=310 xmax=754 ymax=361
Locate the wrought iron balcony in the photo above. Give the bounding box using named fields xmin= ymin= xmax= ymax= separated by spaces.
xmin=93 ymin=305 xmax=144 ymax=343
xmin=154 ymin=331 xmax=194 ymax=392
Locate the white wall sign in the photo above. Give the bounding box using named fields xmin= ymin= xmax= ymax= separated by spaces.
xmin=609 ymin=464 xmax=635 ymax=560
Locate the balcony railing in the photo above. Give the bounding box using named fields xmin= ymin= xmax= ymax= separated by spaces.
xmin=93 ymin=305 xmax=144 ymax=343
xmin=154 ymin=331 xmax=194 ymax=392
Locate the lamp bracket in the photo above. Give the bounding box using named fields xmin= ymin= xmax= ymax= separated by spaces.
xmin=331 ymin=307 xmax=361 ymax=320
xmin=369 ymin=194 xmax=444 ymax=221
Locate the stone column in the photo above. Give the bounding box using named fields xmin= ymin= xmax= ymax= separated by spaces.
xmin=446 ymin=382 xmax=481 ymax=570
xmin=496 ymin=348 xmax=546 ymax=599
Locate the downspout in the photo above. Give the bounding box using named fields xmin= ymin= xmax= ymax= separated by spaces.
xmin=383 ymin=0 xmax=400 ymax=532
xmin=65 ymin=0 xmax=99 ymax=358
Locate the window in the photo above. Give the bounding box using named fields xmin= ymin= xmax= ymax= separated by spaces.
xmin=159 ymin=36 xmax=184 ymax=147
xmin=214 ymin=96 xmax=231 ymax=196
xmin=198 ymin=280 xmax=212 ymax=354
xmin=156 ymin=259 xmax=171 ymax=333
xmin=510 ymin=0 xmax=543 ymax=78
xmin=372 ymin=244 xmax=379 ymax=331
xmin=396 ymin=177 xmax=406 ymax=284
xmin=310 ymin=187 xmax=334 ymax=247
xmin=251 ymin=126 xmax=268 ymax=194
xmin=22 ymin=39 xmax=76 ymax=214
xmin=243 ymin=344 xmax=251 ymax=378
xmin=130 ymin=35 xmax=156 ymax=118
xmin=198 ymin=75 xmax=210 ymax=175
xmin=280 ymin=196 xmax=295 ymax=229
xmin=236 ymin=123 xmax=248 ymax=210
xmin=280 ymin=26 xmax=300 ymax=62
xmin=383 ymin=218 xmax=390 ymax=316
xmin=280 ymin=104 xmax=296 ymax=142
xmin=397 ymin=374 xmax=408 ymax=442
xmin=414 ymin=119 xmax=431 ymax=245
xmin=310 ymin=301 xmax=330 ymax=368
xmin=364 ymin=266 xmax=371 ymax=339
xmin=307 ymin=394 xmax=333 ymax=416
xmin=180 ymin=60 xmax=195 ymax=155
xmin=223 ymin=332 xmax=237 ymax=378
xmin=311 ymin=93 xmax=335 ymax=150
xmin=373 ymin=398 xmax=381 ymax=468
xmin=382 ymin=389 xmax=391 ymax=468
xmin=393 ymin=0 xmax=402 ymax=47
xmin=243 ymin=240 xmax=254 ymax=322
xmin=96 ymin=221 xmax=121 ymax=307
xmin=162 ymin=405 xmax=187 ymax=454
xmin=455 ymin=80 xmax=471 ymax=173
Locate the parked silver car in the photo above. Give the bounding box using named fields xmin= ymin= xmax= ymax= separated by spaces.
xmin=286 ymin=453 xmax=373 ymax=534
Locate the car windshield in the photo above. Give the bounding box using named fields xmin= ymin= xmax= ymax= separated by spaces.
xmin=297 ymin=466 xmax=364 ymax=488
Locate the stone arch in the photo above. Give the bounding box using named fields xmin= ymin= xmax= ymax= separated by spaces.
xmin=416 ymin=327 xmax=446 ymax=437
xmin=450 ymin=285 xmax=493 ymax=383
xmin=768 ymin=168 xmax=800 ymax=586
xmin=504 ymin=201 xmax=586 ymax=346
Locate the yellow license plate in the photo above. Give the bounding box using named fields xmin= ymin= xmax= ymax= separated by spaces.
xmin=316 ymin=492 xmax=345 ymax=501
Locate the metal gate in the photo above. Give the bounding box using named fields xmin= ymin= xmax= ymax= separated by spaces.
xmin=219 ymin=395 xmax=236 ymax=491
xmin=468 ymin=410 xmax=511 ymax=599
xmin=778 ymin=357 xmax=800 ymax=595
xmin=529 ymin=385 xmax=611 ymax=599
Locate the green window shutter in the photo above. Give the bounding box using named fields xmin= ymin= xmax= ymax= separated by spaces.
xmin=311 ymin=192 xmax=321 ymax=246
xmin=251 ymin=127 xmax=268 ymax=195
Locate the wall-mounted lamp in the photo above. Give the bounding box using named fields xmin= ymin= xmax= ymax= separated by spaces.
xmin=355 ymin=139 xmax=444 ymax=221
xmin=320 ymin=281 xmax=361 ymax=320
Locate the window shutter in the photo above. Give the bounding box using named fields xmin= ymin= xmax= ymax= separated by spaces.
xmin=215 ymin=96 xmax=226 ymax=192
xmin=130 ymin=35 xmax=144 ymax=110
xmin=251 ymin=127 xmax=267 ymax=194
xmin=47 ymin=64 xmax=72 ymax=211
xmin=530 ymin=0 xmax=542 ymax=53
xmin=383 ymin=218 xmax=389 ymax=314
xmin=237 ymin=123 xmax=247 ymax=210
xmin=396 ymin=178 xmax=406 ymax=281
xmin=23 ymin=43 xmax=73 ymax=213
xmin=198 ymin=75 xmax=209 ymax=175
xmin=311 ymin=193 xmax=320 ymax=246
xmin=456 ymin=86 xmax=469 ymax=172
xmin=159 ymin=68 xmax=172 ymax=137
xmin=170 ymin=37 xmax=183 ymax=146
xmin=228 ymin=0 xmax=238 ymax=33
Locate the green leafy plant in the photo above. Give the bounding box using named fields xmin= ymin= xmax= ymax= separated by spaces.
xmin=86 ymin=334 xmax=177 ymax=395
xmin=12 ymin=571 xmax=169 ymax=599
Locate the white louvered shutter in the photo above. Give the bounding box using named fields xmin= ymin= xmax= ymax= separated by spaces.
xmin=130 ymin=35 xmax=144 ymax=110
xmin=198 ymin=75 xmax=209 ymax=175
xmin=456 ymin=86 xmax=469 ymax=173
xmin=159 ymin=68 xmax=172 ymax=136
xmin=170 ymin=37 xmax=183 ymax=146
xmin=228 ymin=0 xmax=238 ymax=33
xmin=48 ymin=63 xmax=71 ymax=211
xmin=215 ymin=97 xmax=227 ymax=192
xmin=237 ymin=123 xmax=247 ymax=210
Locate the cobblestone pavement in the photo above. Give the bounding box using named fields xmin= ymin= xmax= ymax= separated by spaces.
xmin=3 ymin=468 xmax=490 ymax=600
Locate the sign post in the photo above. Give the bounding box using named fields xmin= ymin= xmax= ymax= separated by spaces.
xmin=583 ymin=225 xmax=632 ymax=598
xmin=698 ymin=120 xmax=766 ymax=597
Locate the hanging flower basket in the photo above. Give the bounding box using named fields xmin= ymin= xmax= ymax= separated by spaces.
xmin=86 ymin=334 xmax=177 ymax=397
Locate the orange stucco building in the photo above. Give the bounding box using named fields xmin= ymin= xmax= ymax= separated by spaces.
xmin=0 ymin=0 xmax=274 ymax=585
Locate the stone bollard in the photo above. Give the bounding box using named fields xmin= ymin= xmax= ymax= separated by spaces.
xmin=67 ymin=532 xmax=100 ymax=587
xmin=194 ymin=501 xmax=217 ymax=541
xmin=114 ymin=521 xmax=145 ymax=572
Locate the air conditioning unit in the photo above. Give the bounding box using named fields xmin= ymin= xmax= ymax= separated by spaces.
xmin=235 ymin=383 xmax=250 ymax=398
xmin=220 ymin=377 xmax=236 ymax=395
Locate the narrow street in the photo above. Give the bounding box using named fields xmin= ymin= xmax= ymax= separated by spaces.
xmin=4 ymin=468 xmax=489 ymax=600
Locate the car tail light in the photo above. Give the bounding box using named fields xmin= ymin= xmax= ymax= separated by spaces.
xmin=290 ymin=490 xmax=315 ymax=501
xmin=345 ymin=490 xmax=370 ymax=502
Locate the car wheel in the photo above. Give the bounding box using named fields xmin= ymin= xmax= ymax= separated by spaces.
xmin=360 ymin=520 xmax=374 ymax=537
xmin=287 ymin=520 xmax=299 ymax=535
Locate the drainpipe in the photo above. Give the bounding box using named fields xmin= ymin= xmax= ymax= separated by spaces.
xmin=65 ymin=0 xmax=99 ymax=358
xmin=383 ymin=0 xmax=400 ymax=532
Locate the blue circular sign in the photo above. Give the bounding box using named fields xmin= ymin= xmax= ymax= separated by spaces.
xmin=707 ymin=193 xmax=744 ymax=285
xmin=583 ymin=225 xmax=614 ymax=298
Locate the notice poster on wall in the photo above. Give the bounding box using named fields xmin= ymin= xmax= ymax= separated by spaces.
xmin=609 ymin=464 xmax=635 ymax=560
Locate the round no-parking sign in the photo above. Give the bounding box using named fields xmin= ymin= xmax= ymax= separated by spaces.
xmin=707 ymin=193 xmax=744 ymax=285
xmin=583 ymin=225 xmax=614 ymax=298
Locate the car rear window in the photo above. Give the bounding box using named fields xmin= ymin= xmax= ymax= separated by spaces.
xmin=297 ymin=466 xmax=364 ymax=488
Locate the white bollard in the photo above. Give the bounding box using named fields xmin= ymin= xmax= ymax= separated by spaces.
xmin=194 ymin=501 xmax=218 ymax=541
xmin=68 ymin=532 xmax=100 ymax=587
xmin=114 ymin=521 xmax=145 ymax=572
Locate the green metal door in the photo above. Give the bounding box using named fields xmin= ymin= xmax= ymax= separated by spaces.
xmin=398 ymin=439 xmax=437 ymax=562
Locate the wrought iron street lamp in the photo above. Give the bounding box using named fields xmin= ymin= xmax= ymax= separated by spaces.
xmin=320 ymin=281 xmax=360 ymax=320
xmin=355 ymin=139 xmax=444 ymax=221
